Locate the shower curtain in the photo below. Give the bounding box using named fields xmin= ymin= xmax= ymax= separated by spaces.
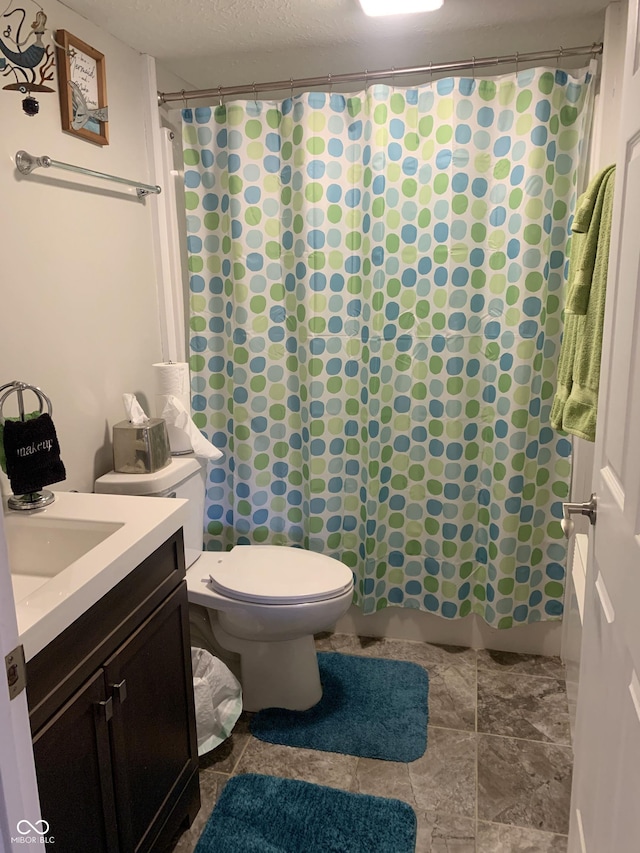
xmin=181 ymin=65 xmax=594 ymax=627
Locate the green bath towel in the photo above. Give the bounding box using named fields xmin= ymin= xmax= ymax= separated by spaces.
xmin=550 ymin=164 xmax=616 ymax=442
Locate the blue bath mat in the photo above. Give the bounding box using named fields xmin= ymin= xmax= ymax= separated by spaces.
xmin=250 ymin=651 xmax=429 ymax=762
xmin=194 ymin=773 xmax=417 ymax=853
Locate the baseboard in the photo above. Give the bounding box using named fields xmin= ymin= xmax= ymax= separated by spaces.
xmin=334 ymin=605 xmax=563 ymax=656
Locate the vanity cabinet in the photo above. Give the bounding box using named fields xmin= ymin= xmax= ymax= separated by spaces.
xmin=26 ymin=530 xmax=200 ymax=852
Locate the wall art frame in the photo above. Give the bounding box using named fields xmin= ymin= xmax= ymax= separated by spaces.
xmin=55 ymin=29 xmax=109 ymax=146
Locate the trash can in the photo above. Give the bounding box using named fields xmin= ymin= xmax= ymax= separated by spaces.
xmin=191 ymin=647 xmax=243 ymax=756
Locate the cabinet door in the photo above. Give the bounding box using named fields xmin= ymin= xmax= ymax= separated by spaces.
xmin=104 ymin=583 xmax=198 ymax=852
xmin=32 ymin=669 xmax=119 ymax=852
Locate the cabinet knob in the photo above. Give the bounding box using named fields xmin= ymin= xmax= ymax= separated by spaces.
xmin=111 ymin=679 xmax=127 ymax=703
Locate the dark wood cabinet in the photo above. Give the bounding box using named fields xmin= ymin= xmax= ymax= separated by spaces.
xmin=32 ymin=669 xmax=119 ymax=852
xmin=27 ymin=531 xmax=200 ymax=852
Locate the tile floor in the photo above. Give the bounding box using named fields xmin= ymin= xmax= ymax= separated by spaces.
xmin=170 ymin=633 xmax=573 ymax=852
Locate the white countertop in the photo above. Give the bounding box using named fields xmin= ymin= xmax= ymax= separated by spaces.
xmin=5 ymin=491 xmax=189 ymax=661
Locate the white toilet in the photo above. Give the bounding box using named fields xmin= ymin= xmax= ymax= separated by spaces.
xmin=95 ymin=457 xmax=354 ymax=711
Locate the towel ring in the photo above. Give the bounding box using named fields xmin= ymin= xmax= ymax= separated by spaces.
xmin=0 ymin=380 xmax=55 ymax=510
xmin=0 ymin=381 xmax=52 ymax=421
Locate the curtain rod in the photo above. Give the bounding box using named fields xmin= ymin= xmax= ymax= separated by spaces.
xmin=14 ymin=150 xmax=161 ymax=198
xmin=158 ymin=42 xmax=602 ymax=105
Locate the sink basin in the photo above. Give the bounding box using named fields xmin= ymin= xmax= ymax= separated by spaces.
xmin=3 ymin=490 xmax=189 ymax=661
xmin=6 ymin=515 xmax=123 ymax=603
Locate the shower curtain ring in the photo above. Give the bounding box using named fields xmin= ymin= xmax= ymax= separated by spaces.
xmin=557 ymin=45 xmax=564 ymax=67
xmin=328 ymin=72 xmax=332 ymax=95
xmin=218 ymin=85 xmax=223 ymax=107
xmin=290 ymin=77 xmax=294 ymax=100
xmin=181 ymin=89 xmax=187 ymax=109
xmin=515 ymin=52 xmax=519 ymax=76
xmin=429 ymin=61 xmax=433 ymax=88
xmin=391 ymin=66 xmax=395 ymax=93
xmin=472 ymin=56 xmax=476 ymax=81
xmin=364 ymin=69 xmax=369 ymax=91
xmin=252 ymin=81 xmax=258 ymax=110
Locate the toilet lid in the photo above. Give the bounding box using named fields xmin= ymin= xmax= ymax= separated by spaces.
xmin=207 ymin=545 xmax=354 ymax=604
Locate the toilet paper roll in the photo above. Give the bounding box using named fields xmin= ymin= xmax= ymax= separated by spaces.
xmin=153 ymin=362 xmax=190 ymax=411
xmin=153 ymin=362 xmax=192 ymax=454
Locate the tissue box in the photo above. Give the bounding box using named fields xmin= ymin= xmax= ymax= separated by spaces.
xmin=112 ymin=418 xmax=171 ymax=474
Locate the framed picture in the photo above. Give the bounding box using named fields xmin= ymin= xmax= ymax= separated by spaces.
xmin=55 ymin=30 xmax=109 ymax=146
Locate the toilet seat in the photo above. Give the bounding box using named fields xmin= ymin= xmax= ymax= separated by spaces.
xmin=205 ymin=545 xmax=354 ymax=605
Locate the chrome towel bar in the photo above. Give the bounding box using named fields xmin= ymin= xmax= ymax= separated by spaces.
xmin=15 ymin=150 xmax=161 ymax=198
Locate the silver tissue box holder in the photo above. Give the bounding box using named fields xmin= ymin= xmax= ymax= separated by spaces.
xmin=112 ymin=418 xmax=171 ymax=474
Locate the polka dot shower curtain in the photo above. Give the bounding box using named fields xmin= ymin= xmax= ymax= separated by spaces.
xmin=182 ymin=65 xmax=594 ymax=628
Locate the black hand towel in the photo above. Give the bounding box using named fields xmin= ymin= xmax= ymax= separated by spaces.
xmin=3 ymin=413 xmax=66 ymax=495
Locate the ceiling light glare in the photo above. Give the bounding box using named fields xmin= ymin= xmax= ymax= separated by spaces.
xmin=359 ymin=0 xmax=444 ymax=17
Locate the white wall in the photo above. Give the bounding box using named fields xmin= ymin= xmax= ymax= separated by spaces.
xmin=0 ymin=0 xmax=162 ymax=496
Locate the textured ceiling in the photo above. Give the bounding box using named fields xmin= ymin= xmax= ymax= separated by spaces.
xmin=59 ymin=0 xmax=609 ymax=88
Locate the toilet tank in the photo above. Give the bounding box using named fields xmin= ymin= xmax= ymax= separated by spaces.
xmin=95 ymin=457 xmax=206 ymax=567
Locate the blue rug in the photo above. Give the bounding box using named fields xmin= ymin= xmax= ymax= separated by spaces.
xmin=194 ymin=773 xmax=417 ymax=853
xmin=250 ymin=651 xmax=429 ymax=762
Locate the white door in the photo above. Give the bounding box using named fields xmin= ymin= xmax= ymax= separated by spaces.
xmin=569 ymin=0 xmax=640 ymax=849
xmin=0 ymin=510 xmax=41 ymax=852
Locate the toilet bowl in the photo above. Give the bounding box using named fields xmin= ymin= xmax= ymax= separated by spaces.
xmin=95 ymin=457 xmax=354 ymax=711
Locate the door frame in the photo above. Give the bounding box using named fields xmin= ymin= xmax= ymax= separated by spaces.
xmin=0 ymin=509 xmax=41 ymax=851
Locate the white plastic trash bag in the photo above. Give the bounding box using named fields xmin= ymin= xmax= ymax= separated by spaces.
xmin=191 ymin=647 xmax=242 ymax=756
